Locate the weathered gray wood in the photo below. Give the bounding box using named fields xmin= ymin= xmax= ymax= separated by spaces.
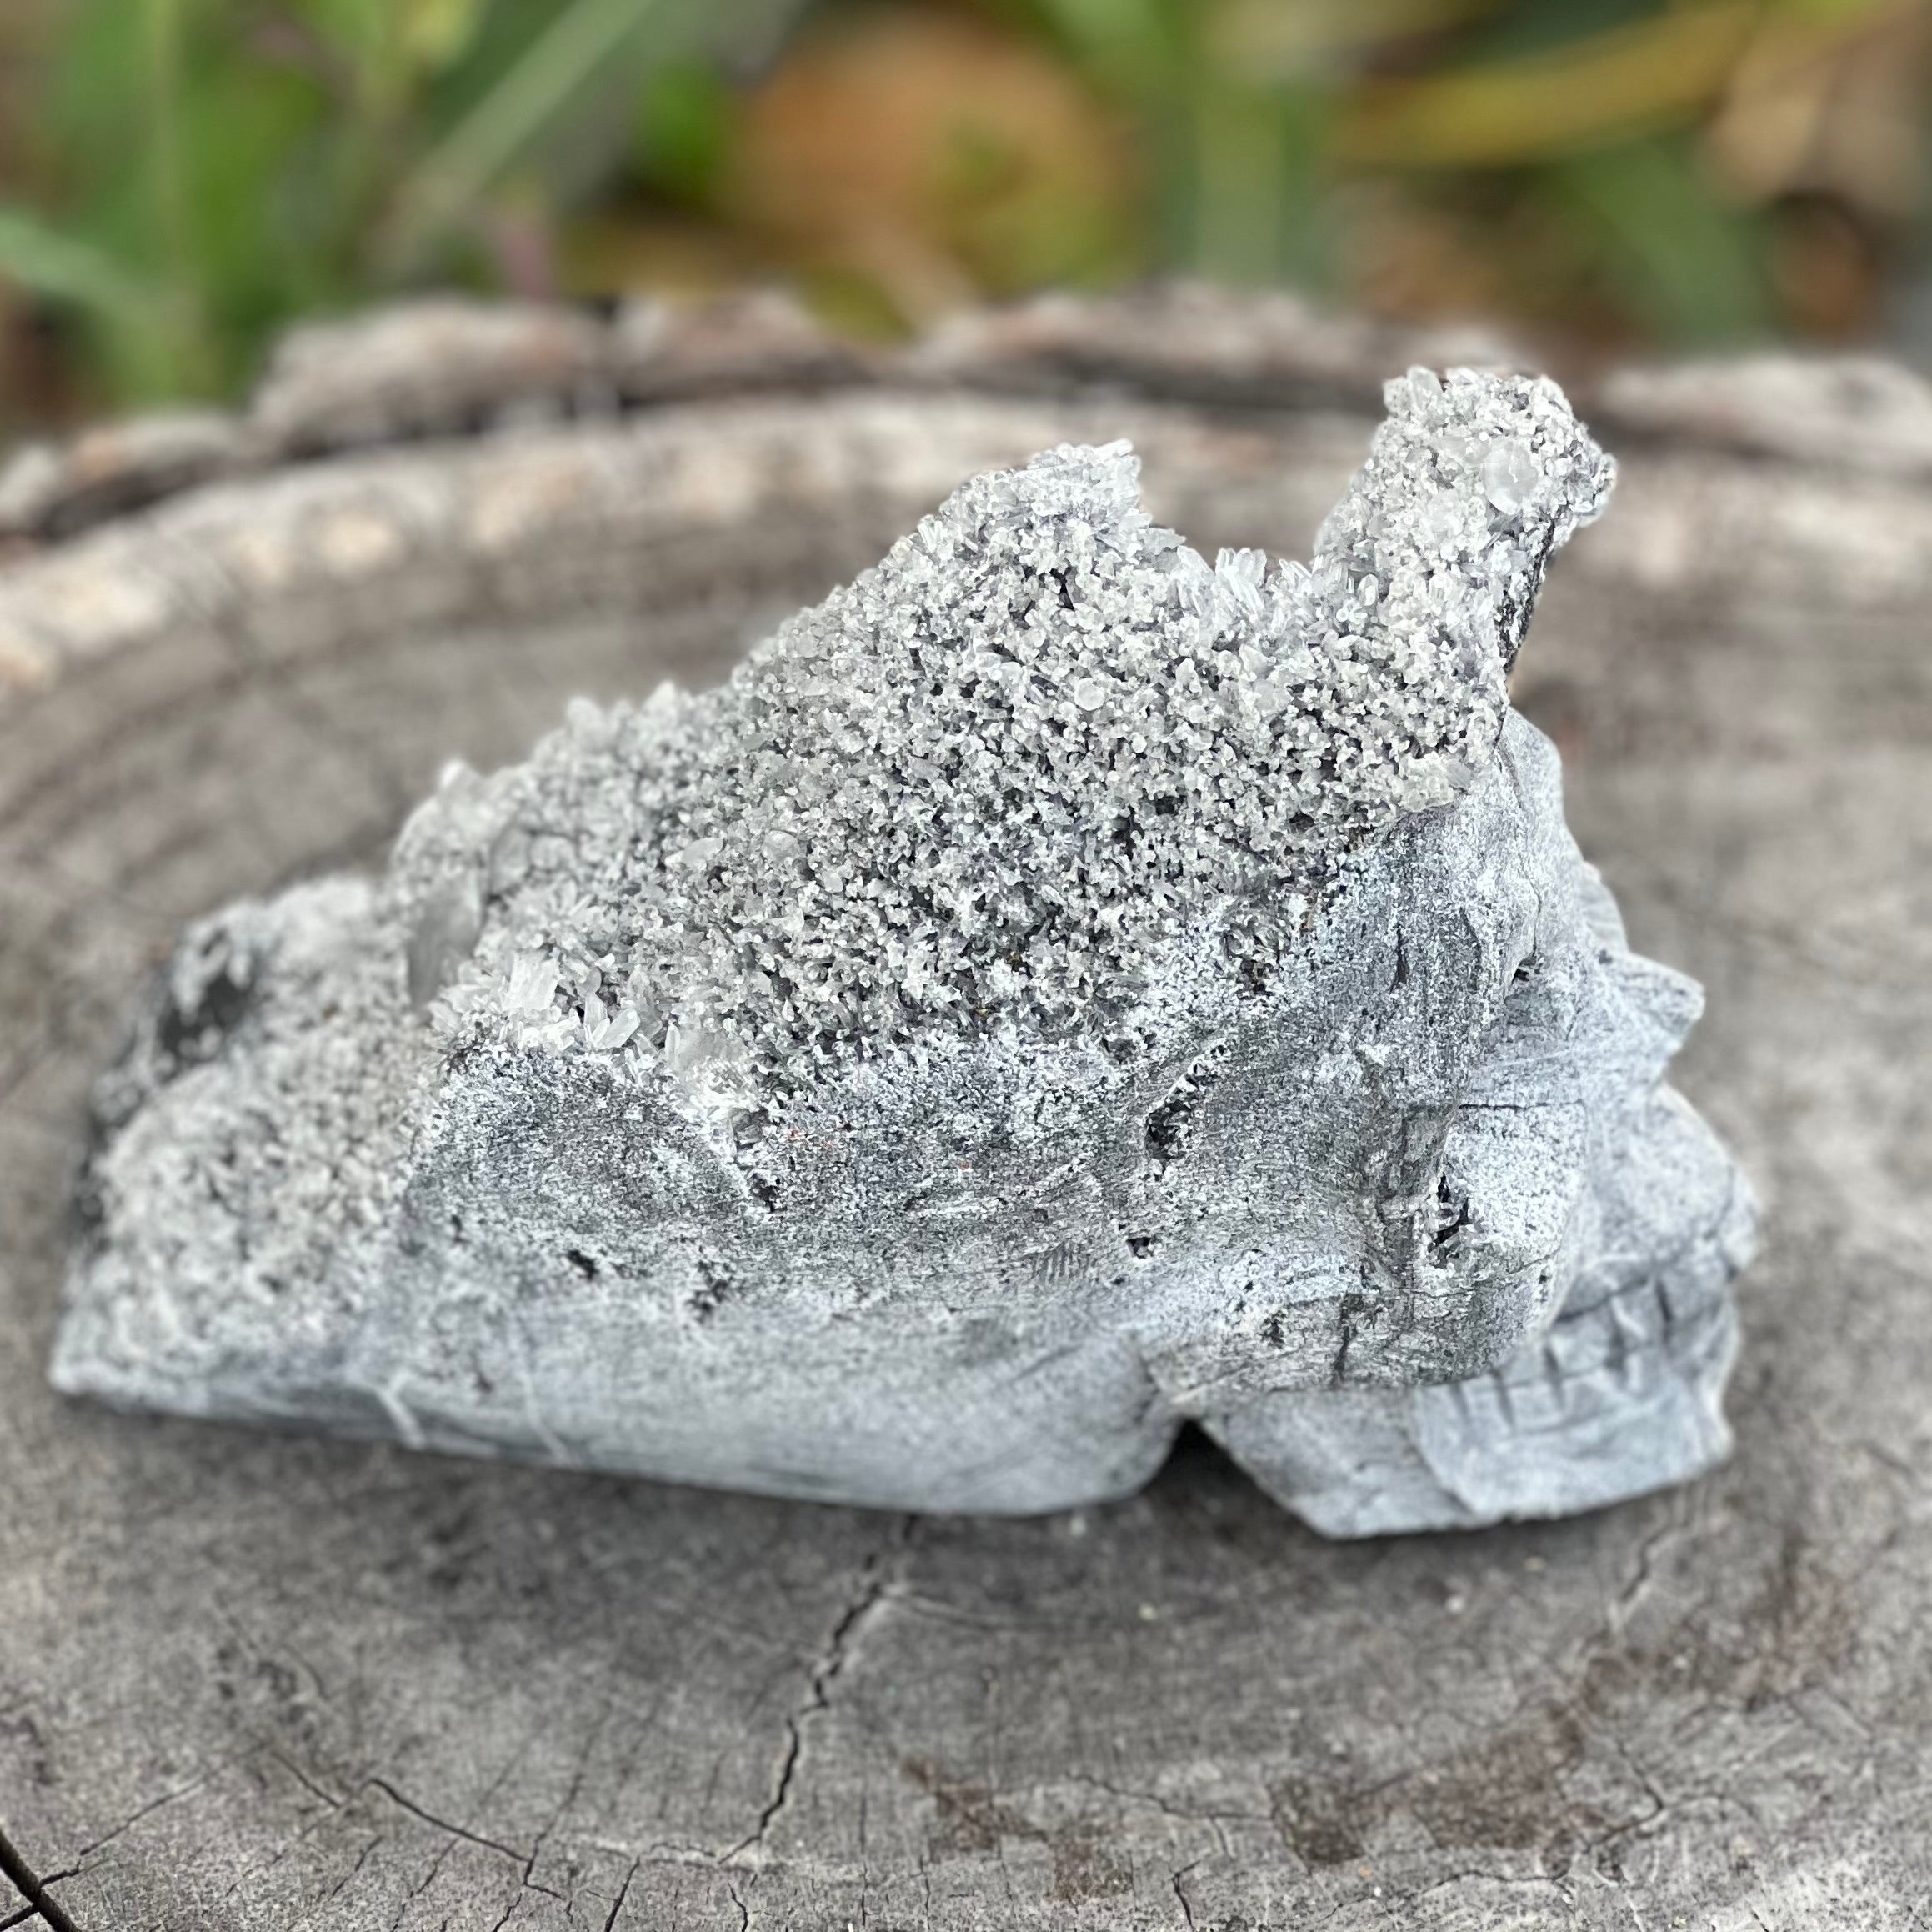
xmin=1 ymin=295 xmax=1929 ymax=1929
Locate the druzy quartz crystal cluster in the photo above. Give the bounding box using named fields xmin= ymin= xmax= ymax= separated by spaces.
xmin=53 ymin=368 xmax=1757 ymax=1534
xmin=414 ymin=368 xmax=1597 ymax=1084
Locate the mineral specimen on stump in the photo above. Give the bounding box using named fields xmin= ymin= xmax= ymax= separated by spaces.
xmin=52 ymin=368 xmax=1758 ymax=1534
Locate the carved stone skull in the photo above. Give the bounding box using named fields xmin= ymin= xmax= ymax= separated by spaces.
xmin=53 ymin=367 xmax=1757 ymax=1534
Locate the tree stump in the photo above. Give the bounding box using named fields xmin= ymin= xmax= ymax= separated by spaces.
xmin=1 ymin=289 xmax=1928 ymax=1929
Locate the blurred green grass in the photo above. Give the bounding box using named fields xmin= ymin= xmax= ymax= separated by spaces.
xmin=1 ymin=0 xmax=1926 ymax=430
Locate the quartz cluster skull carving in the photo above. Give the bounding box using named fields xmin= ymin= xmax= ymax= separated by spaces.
xmin=53 ymin=367 xmax=1758 ymax=1534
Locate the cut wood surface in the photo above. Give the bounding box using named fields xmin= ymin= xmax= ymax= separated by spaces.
xmin=1 ymin=289 xmax=1928 ymax=1929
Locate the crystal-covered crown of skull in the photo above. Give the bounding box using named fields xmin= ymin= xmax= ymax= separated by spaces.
xmin=402 ymin=368 xmax=1614 ymax=1096
xmin=53 ymin=368 xmax=1754 ymax=1535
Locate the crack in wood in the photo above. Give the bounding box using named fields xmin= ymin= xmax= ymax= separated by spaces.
xmin=363 ymin=1777 xmax=532 ymax=1870
xmin=728 ymin=1522 xmax=915 ymax=1864
xmin=1170 ymin=1859 xmax=1200 ymax=1929
xmin=599 ymin=1857 xmax=639 ymax=1932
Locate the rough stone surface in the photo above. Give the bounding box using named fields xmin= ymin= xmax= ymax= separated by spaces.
xmin=2 ymin=293 xmax=1929 ymax=1927
xmin=47 ymin=370 xmax=1753 ymax=1534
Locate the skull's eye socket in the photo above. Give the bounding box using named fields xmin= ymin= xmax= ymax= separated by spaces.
xmin=1499 ymin=943 xmax=1579 ymax=1039
xmin=1429 ymin=1173 xmax=1473 ymax=1261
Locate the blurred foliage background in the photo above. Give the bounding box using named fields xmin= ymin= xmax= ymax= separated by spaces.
xmin=2 ymin=0 xmax=1930 ymax=434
